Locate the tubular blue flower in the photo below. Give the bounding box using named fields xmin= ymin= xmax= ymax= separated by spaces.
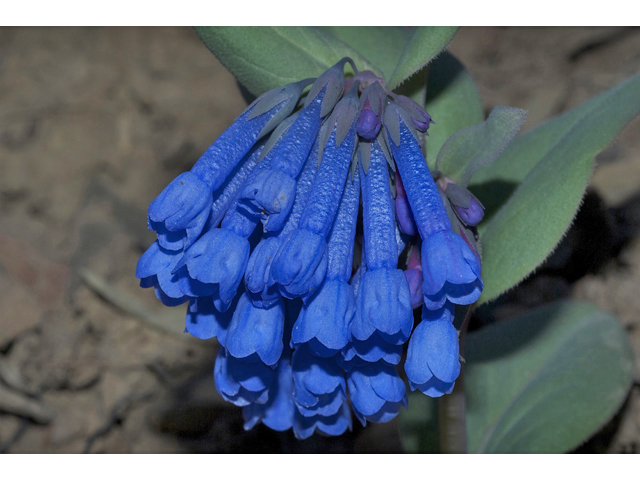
xmin=347 ymin=362 xmax=408 ymax=426
xmin=213 ymin=347 xmax=277 ymax=407
xmin=172 ymin=227 xmax=250 ymax=312
xmin=244 ymin=137 xmax=320 ymax=307
xmin=290 ymin=168 xmax=360 ymax=356
xmin=242 ymin=354 xmax=295 ymax=432
xmin=341 ymin=335 xmax=403 ymax=367
xmin=136 ymin=240 xmax=188 ymax=306
xmin=148 ymin=80 xmax=310 ymax=249
xmin=384 ymin=104 xmax=482 ymax=309
xmin=203 ymin=142 xmax=266 ymax=233
xmin=239 ymin=59 xmax=348 ymax=232
xmin=293 ymin=401 xmax=352 ymax=440
xmin=271 ymin=84 xmax=360 ymax=299
xmin=191 ymin=79 xmax=313 ymax=190
xmin=421 ymin=230 xmax=483 ymax=309
xmin=225 ymin=292 xmax=285 ymax=366
xmin=350 ymin=269 xmax=413 ymax=344
xmin=185 ymin=292 xmax=241 ymax=345
xmin=404 ymin=302 xmax=460 ymax=397
xmin=147 ymin=172 xmax=213 ymax=252
xmin=291 ymin=345 xmax=347 ymax=418
xmin=350 ymin=139 xmax=413 ymax=345
xmin=172 ymin=143 xmax=285 ymax=311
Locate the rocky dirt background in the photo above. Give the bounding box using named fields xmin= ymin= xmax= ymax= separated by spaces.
xmin=0 ymin=27 xmax=639 ymax=453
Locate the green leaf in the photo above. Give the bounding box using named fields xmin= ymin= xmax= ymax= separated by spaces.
xmin=424 ymin=53 xmax=484 ymax=169
xmin=476 ymin=72 xmax=640 ymax=304
xmin=435 ymin=106 xmax=528 ymax=187
xmin=470 ymin=71 xmax=640 ymax=222
xmin=465 ymin=301 xmax=634 ymax=453
xmin=194 ymin=27 xmax=382 ymax=97
xmin=387 ymin=27 xmax=459 ymax=91
xmin=314 ymin=27 xmax=410 ymax=83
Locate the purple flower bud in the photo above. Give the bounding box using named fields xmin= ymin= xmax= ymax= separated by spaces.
xmin=404 ymin=242 xmax=423 ymax=309
xmin=442 ymin=181 xmax=486 ymax=227
xmin=392 ymin=95 xmax=434 ymax=133
xmin=357 ymin=98 xmax=381 ymax=140
xmin=395 ymin=170 xmax=417 ymax=236
xmin=454 ymin=195 xmax=485 ymax=226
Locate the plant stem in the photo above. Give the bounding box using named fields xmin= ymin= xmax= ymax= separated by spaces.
xmin=438 ymin=305 xmax=472 ymax=453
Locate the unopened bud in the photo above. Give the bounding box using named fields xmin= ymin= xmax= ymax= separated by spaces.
xmin=455 ymin=195 xmax=484 ymax=226
xmin=392 ymin=95 xmax=434 ymax=133
xmin=357 ymin=98 xmax=381 ymax=140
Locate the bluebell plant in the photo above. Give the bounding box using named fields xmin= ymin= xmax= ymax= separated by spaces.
xmin=137 ymin=57 xmax=490 ymax=438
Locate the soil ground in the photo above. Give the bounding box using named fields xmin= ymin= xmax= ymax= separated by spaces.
xmin=0 ymin=27 xmax=639 ymax=453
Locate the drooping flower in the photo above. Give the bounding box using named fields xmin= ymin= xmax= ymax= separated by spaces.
xmin=244 ymin=134 xmax=321 ymax=307
xmin=135 ymin=240 xmax=188 ymax=306
xmin=291 ymin=345 xmax=352 ymax=439
xmin=213 ymin=346 xmax=276 ymax=407
xmin=225 ymin=292 xmax=285 ymax=366
xmin=347 ymin=362 xmax=408 ymax=426
xmin=384 ymin=103 xmax=483 ymax=310
xmin=148 ymin=79 xmax=311 ymax=250
xmin=350 ymin=138 xmax=413 ymax=347
xmin=242 ymin=353 xmax=295 ymax=432
xmin=271 ymin=79 xmax=360 ymax=298
xmin=290 ymin=167 xmax=360 ymax=357
xmin=405 ymin=302 xmax=461 ymax=397
xmin=185 ymin=292 xmax=240 ymax=345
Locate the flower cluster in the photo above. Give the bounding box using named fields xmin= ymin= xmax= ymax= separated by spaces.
xmin=136 ymin=58 xmax=483 ymax=438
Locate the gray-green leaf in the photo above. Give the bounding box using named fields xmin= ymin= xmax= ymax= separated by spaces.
xmin=466 ymin=301 xmax=634 ymax=453
xmin=194 ymin=27 xmax=382 ymax=97
xmin=387 ymin=27 xmax=459 ymax=90
xmin=470 ymin=71 xmax=640 ymax=221
xmin=424 ymin=53 xmax=484 ymax=169
xmin=314 ymin=27 xmax=410 ymax=83
xmin=435 ymin=106 xmax=527 ymax=187
xmin=476 ymin=72 xmax=640 ymax=304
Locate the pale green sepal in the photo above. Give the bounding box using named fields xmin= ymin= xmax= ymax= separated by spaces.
xmin=359 ymin=141 xmax=371 ymax=174
xmin=257 ymin=110 xmax=301 ymax=163
xmin=304 ymin=58 xmax=352 ymax=118
xmin=444 ymin=183 xmax=472 ymax=209
xmin=361 ymin=81 xmax=387 ymax=116
xmin=250 ymin=78 xmax=315 ymax=139
xmin=378 ymin=131 xmax=395 ymax=172
xmin=383 ymin=103 xmax=420 ymax=147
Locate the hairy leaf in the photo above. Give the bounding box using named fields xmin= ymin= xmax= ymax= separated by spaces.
xmin=466 ymin=301 xmax=634 ymax=453
xmin=314 ymin=27 xmax=410 ymax=82
xmin=477 ymin=72 xmax=640 ymax=304
xmin=194 ymin=27 xmax=382 ymax=97
xmin=436 ymin=106 xmax=527 ymax=187
xmin=387 ymin=27 xmax=459 ymax=90
xmin=424 ymin=53 xmax=483 ymax=169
